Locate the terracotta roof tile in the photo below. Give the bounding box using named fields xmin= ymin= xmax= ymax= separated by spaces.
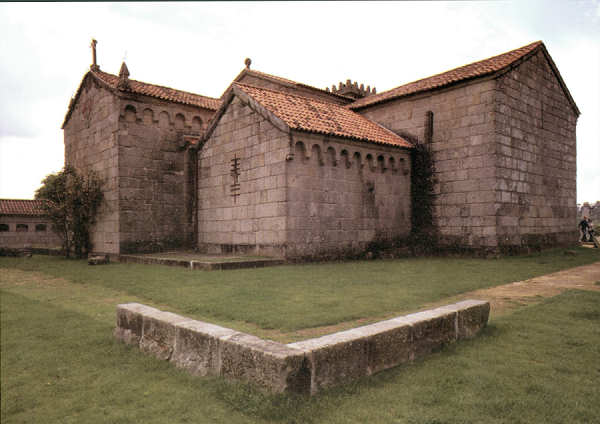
xmin=92 ymin=69 xmax=222 ymax=110
xmin=235 ymin=83 xmax=412 ymax=148
xmin=350 ymin=41 xmax=543 ymax=109
xmin=0 ymin=199 xmax=47 ymax=216
xmin=238 ymin=69 xmax=353 ymax=104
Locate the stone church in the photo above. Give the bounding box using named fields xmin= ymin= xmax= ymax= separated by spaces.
xmin=62 ymin=40 xmax=579 ymax=258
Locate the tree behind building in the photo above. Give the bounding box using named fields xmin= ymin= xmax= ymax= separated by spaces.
xmin=35 ymin=166 xmax=103 ymax=258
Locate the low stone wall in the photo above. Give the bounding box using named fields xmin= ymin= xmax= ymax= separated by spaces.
xmin=115 ymin=300 xmax=489 ymax=395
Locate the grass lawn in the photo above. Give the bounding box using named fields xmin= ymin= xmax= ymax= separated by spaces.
xmin=1 ymin=262 xmax=599 ymax=423
xmin=1 ymin=247 xmax=599 ymax=341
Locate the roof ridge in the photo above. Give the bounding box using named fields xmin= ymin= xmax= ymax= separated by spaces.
xmin=394 ymin=41 xmax=542 ymax=92
xmin=350 ymin=40 xmax=544 ymax=109
xmin=240 ymin=69 xmax=353 ymax=101
xmin=91 ymin=69 xmax=221 ymax=102
xmin=235 ymin=82 xmax=349 ymax=107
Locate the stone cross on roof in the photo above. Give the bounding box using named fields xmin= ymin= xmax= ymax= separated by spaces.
xmin=90 ymin=38 xmax=99 ymax=71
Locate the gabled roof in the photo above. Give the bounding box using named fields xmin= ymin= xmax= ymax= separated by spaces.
xmin=204 ymin=83 xmax=412 ymax=149
xmin=349 ymin=41 xmax=580 ymax=116
xmin=0 ymin=199 xmax=47 ymax=216
xmin=62 ymin=68 xmax=222 ymax=128
xmin=233 ymin=68 xmax=353 ymax=105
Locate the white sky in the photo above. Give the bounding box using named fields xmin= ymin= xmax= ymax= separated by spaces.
xmin=1 ymin=1 xmax=598 ymax=203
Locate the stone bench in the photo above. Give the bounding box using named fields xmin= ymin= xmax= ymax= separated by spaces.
xmin=115 ymin=300 xmax=489 ymax=395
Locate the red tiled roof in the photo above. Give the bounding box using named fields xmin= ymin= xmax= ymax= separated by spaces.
xmin=92 ymin=69 xmax=222 ymax=110
xmin=235 ymin=83 xmax=412 ymax=148
xmin=62 ymin=67 xmax=222 ymax=129
xmin=234 ymin=68 xmax=353 ymax=104
xmin=350 ymin=41 xmax=544 ymax=109
xmin=0 ymin=199 xmax=47 ymax=216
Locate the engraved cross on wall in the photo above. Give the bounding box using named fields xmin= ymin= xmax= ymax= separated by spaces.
xmin=230 ymin=155 xmax=241 ymax=203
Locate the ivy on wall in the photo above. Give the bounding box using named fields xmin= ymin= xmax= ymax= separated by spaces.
xmin=410 ymin=141 xmax=437 ymax=238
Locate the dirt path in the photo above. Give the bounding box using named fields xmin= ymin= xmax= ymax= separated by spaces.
xmin=282 ymin=261 xmax=600 ymax=341
xmin=434 ymin=260 xmax=600 ymax=317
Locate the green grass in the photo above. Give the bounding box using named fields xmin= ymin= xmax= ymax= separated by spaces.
xmin=1 ymin=247 xmax=599 ymax=338
xmin=2 ymin=272 xmax=599 ymax=423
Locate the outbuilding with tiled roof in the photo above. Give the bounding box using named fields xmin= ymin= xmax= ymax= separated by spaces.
xmin=0 ymin=199 xmax=61 ymax=250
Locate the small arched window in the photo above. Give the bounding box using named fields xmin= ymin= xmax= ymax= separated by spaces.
xmin=0 ymin=223 xmax=9 ymax=232
xmin=35 ymin=223 xmax=47 ymax=232
xmin=192 ymin=116 xmax=203 ymax=131
xmin=16 ymin=224 xmax=28 ymax=232
xmin=124 ymin=104 xmax=137 ymax=123
xmin=175 ymin=113 xmax=185 ymax=130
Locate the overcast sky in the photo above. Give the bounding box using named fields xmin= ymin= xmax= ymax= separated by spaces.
xmin=1 ymin=1 xmax=598 ymax=203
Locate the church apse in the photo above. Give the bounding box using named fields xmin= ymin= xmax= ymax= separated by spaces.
xmin=116 ymin=99 xmax=209 ymax=253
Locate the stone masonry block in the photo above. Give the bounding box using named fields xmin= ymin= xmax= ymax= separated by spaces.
xmin=454 ymin=300 xmax=490 ymax=339
xmin=114 ymin=303 xmax=155 ymax=345
xmin=171 ymin=320 xmax=238 ymax=377
xmin=401 ymin=308 xmax=457 ymax=359
xmin=289 ymin=328 xmax=371 ymax=394
xmin=356 ymin=319 xmax=413 ymax=375
xmin=140 ymin=310 xmax=192 ymax=361
xmin=219 ymin=333 xmax=309 ymax=394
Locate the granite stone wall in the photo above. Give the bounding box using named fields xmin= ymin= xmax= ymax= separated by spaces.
xmin=286 ymin=132 xmax=412 ymax=258
xmin=116 ymin=96 xmax=213 ymax=253
xmin=197 ymin=96 xmax=290 ymax=256
xmin=197 ymin=95 xmax=412 ymax=258
xmin=358 ymin=51 xmax=578 ymax=249
xmin=0 ymin=216 xmax=61 ymax=249
xmin=358 ymin=78 xmax=498 ymax=247
xmin=493 ymin=50 xmax=578 ymax=248
xmin=64 ymin=77 xmax=121 ymax=254
xmin=64 ymin=76 xmax=215 ymax=255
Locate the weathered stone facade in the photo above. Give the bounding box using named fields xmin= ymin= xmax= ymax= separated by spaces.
xmin=493 ymin=50 xmax=578 ymax=248
xmin=115 ymin=97 xmax=213 ymax=253
xmin=63 ymin=71 xmax=217 ymax=255
xmin=64 ymin=77 xmax=120 ymax=254
xmin=195 ymin=83 xmax=412 ymax=258
xmin=285 ymin=133 xmax=411 ymax=257
xmin=355 ymin=49 xmax=579 ymax=249
xmin=197 ymin=95 xmax=411 ymax=257
xmin=197 ymin=96 xmax=290 ymax=255
xmin=358 ymin=78 xmax=499 ymax=247
xmin=63 ymin=41 xmax=579 ymax=256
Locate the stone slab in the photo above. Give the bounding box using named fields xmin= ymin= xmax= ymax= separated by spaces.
xmin=115 ymin=299 xmax=489 ymax=395
xmin=171 ymin=320 xmax=239 ymax=377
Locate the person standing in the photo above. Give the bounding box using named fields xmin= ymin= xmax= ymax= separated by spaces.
xmin=579 ymin=216 xmax=589 ymax=242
